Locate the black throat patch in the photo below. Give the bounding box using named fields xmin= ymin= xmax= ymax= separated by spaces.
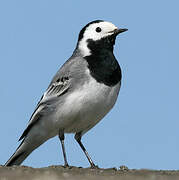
xmin=84 ymin=36 xmax=122 ymax=87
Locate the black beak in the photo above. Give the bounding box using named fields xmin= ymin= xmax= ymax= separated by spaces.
xmin=114 ymin=28 xmax=128 ymax=35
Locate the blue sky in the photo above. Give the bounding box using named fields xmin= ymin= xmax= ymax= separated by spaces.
xmin=1 ymin=0 xmax=179 ymax=170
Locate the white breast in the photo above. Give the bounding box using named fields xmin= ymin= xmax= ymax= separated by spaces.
xmin=54 ymin=69 xmax=121 ymax=134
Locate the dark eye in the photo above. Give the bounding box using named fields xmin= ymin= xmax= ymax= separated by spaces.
xmin=96 ymin=27 xmax=102 ymax=33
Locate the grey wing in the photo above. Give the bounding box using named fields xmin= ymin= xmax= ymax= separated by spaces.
xmin=18 ymin=55 xmax=87 ymax=141
xmin=19 ymin=76 xmax=71 ymax=141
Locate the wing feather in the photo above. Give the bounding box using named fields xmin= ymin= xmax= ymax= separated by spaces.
xmin=19 ymin=76 xmax=70 ymax=140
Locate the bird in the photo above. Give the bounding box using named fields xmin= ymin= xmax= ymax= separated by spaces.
xmin=5 ymin=20 xmax=127 ymax=167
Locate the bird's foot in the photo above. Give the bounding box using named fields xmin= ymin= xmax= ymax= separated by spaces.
xmin=90 ymin=164 xmax=99 ymax=169
xmin=63 ymin=163 xmax=70 ymax=168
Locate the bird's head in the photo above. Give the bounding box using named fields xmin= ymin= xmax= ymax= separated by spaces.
xmin=76 ymin=20 xmax=128 ymax=57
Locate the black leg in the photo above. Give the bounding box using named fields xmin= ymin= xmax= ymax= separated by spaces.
xmin=75 ymin=132 xmax=97 ymax=168
xmin=58 ymin=130 xmax=69 ymax=167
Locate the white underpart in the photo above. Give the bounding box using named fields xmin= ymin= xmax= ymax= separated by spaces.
xmin=53 ymin=69 xmax=121 ymax=134
xmin=78 ymin=21 xmax=118 ymax=57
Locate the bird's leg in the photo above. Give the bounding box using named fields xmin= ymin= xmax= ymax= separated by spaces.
xmin=75 ymin=132 xmax=97 ymax=168
xmin=58 ymin=130 xmax=69 ymax=167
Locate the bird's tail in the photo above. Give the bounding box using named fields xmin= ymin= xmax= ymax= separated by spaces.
xmin=4 ymin=139 xmax=32 ymax=166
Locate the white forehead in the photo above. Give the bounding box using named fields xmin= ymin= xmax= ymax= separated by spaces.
xmin=86 ymin=21 xmax=117 ymax=32
xmin=83 ymin=21 xmax=118 ymax=41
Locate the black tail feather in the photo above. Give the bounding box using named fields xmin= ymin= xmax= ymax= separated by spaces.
xmin=5 ymin=139 xmax=26 ymax=166
xmin=5 ymin=151 xmax=25 ymax=166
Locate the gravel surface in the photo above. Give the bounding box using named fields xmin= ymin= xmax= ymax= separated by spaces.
xmin=0 ymin=165 xmax=179 ymax=180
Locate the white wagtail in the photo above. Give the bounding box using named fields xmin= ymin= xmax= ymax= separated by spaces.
xmin=5 ymin=20 xmax=127 ymax=167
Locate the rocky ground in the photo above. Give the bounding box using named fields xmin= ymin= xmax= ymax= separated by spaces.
xmin=0 ymin=165 xmax=179 ymax=180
